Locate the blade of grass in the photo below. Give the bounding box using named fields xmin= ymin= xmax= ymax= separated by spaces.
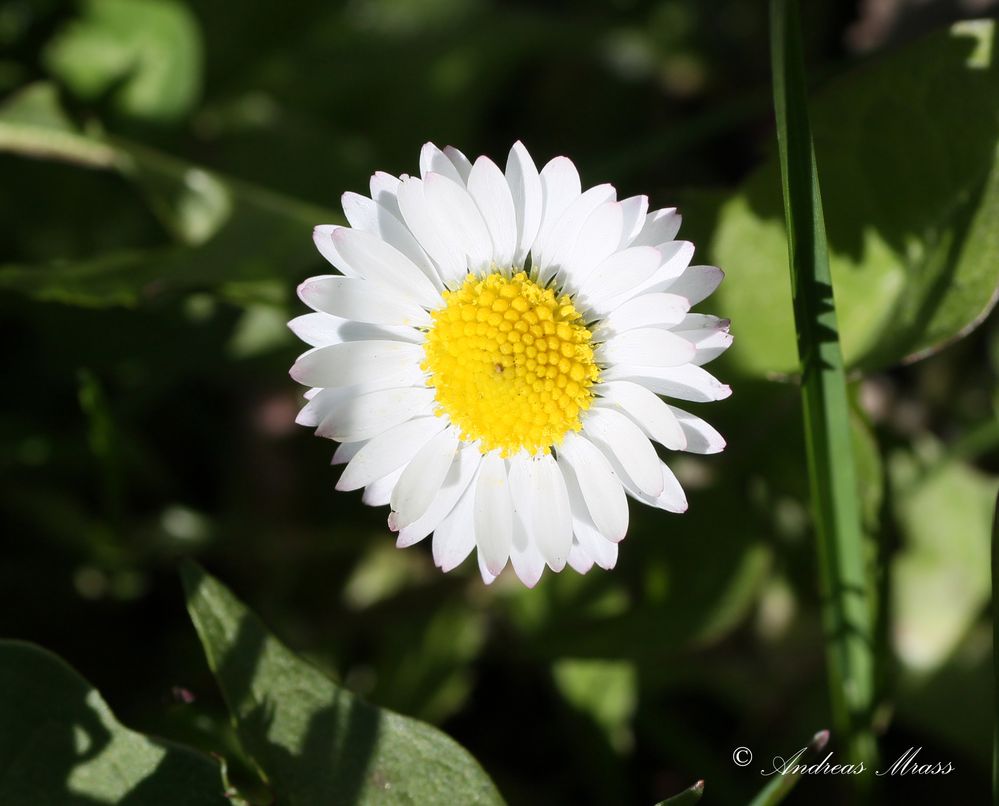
xmin=992 ymin=491 xmax=999 ymax=806
xmin=655 ymin=779 xmax=704 ymax=806
xmin=747 ymin=730 xmax=829 ymax=806
xmin=769 ymin=0 xmax=876 ymax=767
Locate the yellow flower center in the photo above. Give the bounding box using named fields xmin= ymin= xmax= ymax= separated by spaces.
xmin=422 ymin=271 xmax=600 ymax=456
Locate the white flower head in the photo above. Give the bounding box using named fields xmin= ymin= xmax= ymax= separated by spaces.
xmin=290 ymin=142 xmax=731 ymax=587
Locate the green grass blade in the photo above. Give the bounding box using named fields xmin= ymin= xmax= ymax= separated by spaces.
xmin=993 ymin=491 xmax=999 ymax=806
xmin=769 ymin=0 xmax=875 ymax=765
xmin=655 ymin=779 xmax=704 ymax=806
xmin=747 ymin=730 xmax=829 ymax=806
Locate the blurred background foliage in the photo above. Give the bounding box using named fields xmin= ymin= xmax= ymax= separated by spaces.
xmin=2 ymin=0 xmax=999 ymax=803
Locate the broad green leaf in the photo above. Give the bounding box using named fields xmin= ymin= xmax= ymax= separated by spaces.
xmin=889 ymin=438 xmax=999 ymax=671
xmin=0 ymin=640 xmax=227 ymax=806
xmin=696 ymin=19 xmax=999 ymax=376
xmin=181 ymin=562 xmax=505 ymax=806
xmin=44 ymin=0 xmax=202 ymax=122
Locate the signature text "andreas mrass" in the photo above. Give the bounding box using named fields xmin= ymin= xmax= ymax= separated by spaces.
xmin=763 ymin=746 xmax=954 ymax=777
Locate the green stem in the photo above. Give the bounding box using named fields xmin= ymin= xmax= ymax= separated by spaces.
xmin=992 ymin=491 xmax=999 ymax=806
xmin=769 ymin=0 xmax=876 ymax=768
xmin=747 ymin=730 xmax=829 ymax=806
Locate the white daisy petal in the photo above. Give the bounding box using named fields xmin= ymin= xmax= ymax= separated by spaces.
xmin=340 ymin=192 xmax=443 ymax=291
xmin=478 ymin=550 xmax=498 ymax=585
xmin=566 ymin=540 xmax=595 ymax=574
xmin=300 ymin=369 xmax=429 ymax=429
xmin=508 ymin=453 xmax=572 ymax=571
xmin=297 ymin=277 xmax=431 ymax=327
xmin=597 ymin=328 xmax=697 ymax=368
xmin=582 ymin=407 xmax=663 ymax=497
xmin=604 ymin=364 xmax=732 ymax=402
xmin=369 ymin=171 xmax=402 ymax=218
xmin=362 ymin=466 xmax=404 ymax=507
xmin=665 ymin=265 xmax=725 ymax=306
xmin=537 ymin=184 xmax=616 ymax=285
xmin=533 ymin=156 xmax=582 ymax=261
xmin=396 ymin=444 xmax=481 ymax=547
xmin=576 ymin=524 xmax=619 ymax=571
xmin=316 ymin=386 xmax=436 ymax=442
xmin=631 ymin=207 xmax=681 ymax=247
xmin=336 ymin=416 xmax=447 ymax=491
xmin=557 ymin=433 xmax=629 ymax=542
xmin=559 ymin=201 xmax=626 ymax=290
xmin=594 ymin=380 xmax=686 ymax=451
xmin=685 ymin=328 xmax=734 ymax=366
xmin=389 ymin=427 xmax=460 ymax=529
xmin=510 ymin=502 xmax=547 ymax=588
xmin=563 ymin=469 xmax=620 ymax=568
xmin=301 ymin=377 xmax=427 ymax=428
xmin=618 ymin=195 xmax=650 ymax=248
xmin=577 ymin=246 xmax=662 ymax=313
xmin=332 ymin=228 xmax=440 ymax=307
xmin=669 ymin=405 xmax=727 ymax=454
xmin=397 ymin=176 xmax=468 ymax=286
xmin=614 ymin=240 xmax=696 ymax=304
xmin=505 ymin=141 xmax=543 ymax=268
xmin=595 ymin=293 xmax=690 ymax=337
xmin=288 ymin=312 xmax=423 ymax=347
xmin=444 ymin=145 xmax=474 ymax=183
xmin=467 ymin=155 xmax=518 ymax=269
xmin=424 ymin=172 xmax=494 ymax=274
xmin=621 ymin=461 xmax=687 ymax=514
xmin=474 ymin=452 xmax=514 ymax=576
xmin=312 ymin=225 xmax=352 ymax=274
xmin=332 ymin=440 xmax=364 ymax=465
xmin=291 ymin=341 xmax=425 ymax=388
xmin=420 ymin=142 xmax=465 ymax=185
xmin=432 ymin=474 xmax=478 ymax=572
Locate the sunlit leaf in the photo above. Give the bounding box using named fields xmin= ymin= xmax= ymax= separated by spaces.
xmin=44 ymin=0 xmax=203 ymax=122
xmin=0 ymin=641 xmax=227 ymax=806
xmin=889 ymin=438 xmax=999 ymax=671
xmin=181 ymin=562 xmax=505 ymax=806
xmin=692 ymin=19 xmax=999 ymax=377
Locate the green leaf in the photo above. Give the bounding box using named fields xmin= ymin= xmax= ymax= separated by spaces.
xmin=889 ymin=439 xmax=999 ymax=671
xmin=0 ymin=82 xmax=117 ymax=168
xmin=0 ymin=640 xmax=227 ymax=806
xmin=698 ymin=19 xmax=999 ymax=376
xmin=44 ymin=0 xmax=202 ymax=122
xmin=769 ymin=0 xmax=874 ymax=765
xmin=180 ymin=562 xmax=505 ymax=806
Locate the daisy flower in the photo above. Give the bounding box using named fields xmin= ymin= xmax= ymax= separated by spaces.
xmin=290 ymin=142 xmax=731 ymax=586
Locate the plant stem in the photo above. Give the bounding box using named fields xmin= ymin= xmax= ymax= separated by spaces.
xmin=768 ymin=0 xmax=876 ymax=769
xmin=992 ymin=491 xmax=999 ymax=806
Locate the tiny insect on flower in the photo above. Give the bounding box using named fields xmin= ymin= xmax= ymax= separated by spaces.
xmin=289 ymin=142 xmax=731 ymax=587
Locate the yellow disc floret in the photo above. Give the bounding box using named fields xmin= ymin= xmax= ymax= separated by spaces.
xmin=422 ymin=271 xmax=599 ymax=456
